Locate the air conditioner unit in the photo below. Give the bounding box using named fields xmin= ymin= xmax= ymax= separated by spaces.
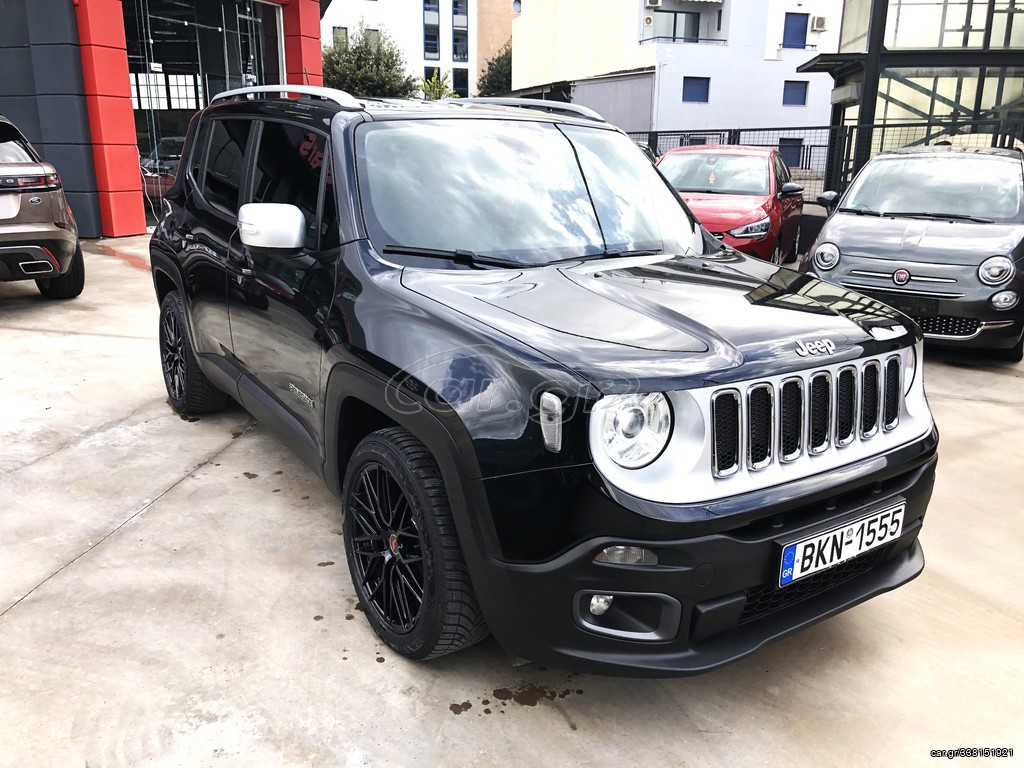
xmin=646 ymin=0 xmax=663 ymax=9
xmin=811 ymin=15 xmax=828 ymax=32
xmin=643 ymin=14 xmax=655 ymax=26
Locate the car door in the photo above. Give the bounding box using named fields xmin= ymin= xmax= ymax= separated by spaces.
xmin=773 ymin=152 xmax=802 ymax=255
xmin=227 ymin=119 xmax=339 ymax=463
xmin=179 ymin=117 xmax=254 ymax=358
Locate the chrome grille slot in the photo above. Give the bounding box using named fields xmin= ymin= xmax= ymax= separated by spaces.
xmin=747 ymin=384 xmax=773 ymax=470
xmin=779 ymin=378 xmax=803 ymax=462
xmin=835 ymin=366 xmax=857 ymax=447
xmin=808 ymin=372 xmax=831 ymax=454
xmin=711 ymin=390 xmax=741 ymax=477
xmin=883 ymin=356 xmax=900 ymax=430
xmin=861 ymin=361 xmax=881 ymax=437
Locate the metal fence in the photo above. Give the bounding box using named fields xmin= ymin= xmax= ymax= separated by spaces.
xmin=630 ymin=118 xmax=1024 ymax=201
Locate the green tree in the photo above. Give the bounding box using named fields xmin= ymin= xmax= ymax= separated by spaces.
xmin=477 ymin=40 xmax=512 ymax=97
xmin=421 ymin=68 xmax=458 ymax=100
xmin=322 ymin=23 xmax=418 ymax=98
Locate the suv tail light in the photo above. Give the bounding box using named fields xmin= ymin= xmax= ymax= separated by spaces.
xmin=10 ymin=173 xmax=61 ymax=191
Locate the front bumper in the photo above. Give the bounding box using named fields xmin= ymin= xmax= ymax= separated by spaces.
xmin=0 ymin=223 xmax=77 ymax=282
xmin=471 ymin=431 xmax=937 ymax=676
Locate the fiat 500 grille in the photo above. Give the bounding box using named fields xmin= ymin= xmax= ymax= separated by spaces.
xmin=915 ymin=315 xmax=981 ymax=337
xmin=711 ymin=355 xmax=903 ymax=477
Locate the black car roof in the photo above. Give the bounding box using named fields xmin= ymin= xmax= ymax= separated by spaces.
xmin=881 ymin=145 xmax=1023 ymax=160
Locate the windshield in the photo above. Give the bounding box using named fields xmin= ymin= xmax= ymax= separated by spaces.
xmin=354 ymin=119 xmax=703 ymax=265
xmin=843 ymin=154 xmax=1024 ymax=223
xmin=657 ymin=152 xmax=769 ymax=196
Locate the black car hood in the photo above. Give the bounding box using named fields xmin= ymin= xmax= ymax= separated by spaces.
xmin=401 ymin=251 xmax=914 ymax=392
xmin=820 ymin=212 xmax=1024 ymax=266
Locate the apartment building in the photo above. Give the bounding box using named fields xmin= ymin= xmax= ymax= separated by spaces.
xmin=511 ymin=0 xmax=843 ymax=132
xmin=321 ymin=0 xmax=483 ymax=97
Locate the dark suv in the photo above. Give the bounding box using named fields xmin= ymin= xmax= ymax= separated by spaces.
xmin=150 ymin=86 xmax=938 ymax=676
xmin=0 ymin=114 xmax=84 ymax=298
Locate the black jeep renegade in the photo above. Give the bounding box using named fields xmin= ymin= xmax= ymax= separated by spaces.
xmin=150 ymin=87 xmax=938 ymax=676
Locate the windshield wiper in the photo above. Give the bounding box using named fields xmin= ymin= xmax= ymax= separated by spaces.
xmin=382 ymin=245 xmax=522 ymax=268
xmin=884 ymin=211 xmax=994 ymax=224
xmin=837 ymin=206 xmax=885 ymax=217
xmin=677 ymin=188 xmax=727 ymax=194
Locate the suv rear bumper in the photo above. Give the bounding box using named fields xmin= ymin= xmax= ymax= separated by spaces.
xmin=471 ymin=433 xmax=937 ymax=676
xmin=0 ymin=224 xmax=77 ymax=282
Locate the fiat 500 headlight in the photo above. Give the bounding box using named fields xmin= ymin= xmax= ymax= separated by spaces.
xmin=813 ymin=242 xmax=840 ymax=271
xmin=596 ymin=393 xmax=673 ymax=469
xmin=979 ymin=256 xmax=1014 ymax=286
xmin=728 ymin=217 xmax=771 ymax=240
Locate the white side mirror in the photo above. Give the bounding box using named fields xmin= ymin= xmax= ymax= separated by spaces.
xmin=238 ymin=203 xmax=305 ymax=250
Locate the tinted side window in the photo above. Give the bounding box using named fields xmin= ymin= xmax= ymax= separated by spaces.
xmin=251 ymin=122 xmax=328 ymax=250
xmin=202 ymin=119 xmax=251 ymax=215
xmin=0 ymin=125 xmax=35 ymax=163
xmin=188 ymin=121 xmax=211 ymax=182
xmin=774 ymin=154 xmax=791 ymax=185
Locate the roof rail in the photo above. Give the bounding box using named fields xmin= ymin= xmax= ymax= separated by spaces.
xmin=446 ymin=97 xmax=605 ymax=122
xmin=210 ymin=85 xmax=362 ymax=111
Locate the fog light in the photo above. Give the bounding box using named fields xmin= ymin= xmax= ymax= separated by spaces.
xmin=991 ymin=290 xmax=1019 ymax=310
xmin=589 ymin=594 xmax=614 ymax=616
xmin=594 ymin=545 xmax=658 ymax=565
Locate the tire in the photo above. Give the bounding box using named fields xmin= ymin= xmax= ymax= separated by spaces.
xmin=158 ymin=290 xmax=230 ymax=414
xmin=770 ymin=239 xmax=783 ymax=265
xmin=994 ymin=334 xmax=1024 ymax=363
xmin=342 ymin=427 xmax=488 ymax=660
xmin=36 ymin=242 xmax=85 ymax=299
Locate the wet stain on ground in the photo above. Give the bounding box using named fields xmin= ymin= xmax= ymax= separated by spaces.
xmin=449 ymin=701 xmax=472 ymax=715
xmin=375 ymin=655 xmax=385 ymax=663
xmin=243 ymin=472 xmax=257 ymax=479
xmin=215 ymin=633 xmax=224 ymax=640
xmin=450 ymin=678 xmax=585 ymax=720
xmin=231 ymin=431 xmax=243 ymax=439
xmin=272 ymin=489 xmax=280 ymax=493
xmin=345 ymin=614 xmax=354 ymax=620
xmin=317 ymin=561 xmax=334 ymax=567
xmin=302 ymin=495 xmax=310 ymax=500
xmin=179 ymin=415 xmax=199 ymax=423
xmin=274 ymin=470 xmax=283 ymax=475
xmin=313 ymin=615 xmax=324 ymax=621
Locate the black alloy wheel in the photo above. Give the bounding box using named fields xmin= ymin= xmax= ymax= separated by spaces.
xmin=342 ymin=428 xmax=488 ymax=660
xmin=161 ymin=305 xmax=187 ymax=403
xmin=158 ymin=291 xmax=230 ymax=414
xmin=348 ymin=461 xmax=426 ymax=633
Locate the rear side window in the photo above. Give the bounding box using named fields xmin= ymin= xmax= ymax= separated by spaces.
xmin=0 ymin=125 xmax=35 ymax=163
xmin=201 ymin=119 xmax=251 ymax=215
xmin=250 ymin=122 xmax=334 ymax=250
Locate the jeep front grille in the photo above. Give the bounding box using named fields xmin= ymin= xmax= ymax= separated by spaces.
xmin=712 ymin=356 xmax=903 ymax=476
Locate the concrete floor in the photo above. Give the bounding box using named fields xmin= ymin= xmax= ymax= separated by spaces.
xmin=1 ymin=238 xmax=1021 ymax=767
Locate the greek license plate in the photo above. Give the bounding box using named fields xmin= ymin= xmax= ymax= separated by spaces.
xmin=779 ymin=503 xmax=905 ymax=588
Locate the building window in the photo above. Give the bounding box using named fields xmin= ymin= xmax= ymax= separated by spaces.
xmin=424 ymin=26 xmax=440 ymax=59
xmin=682 ymin=76 xmax=710 ymax=102
xmin=423 ymin=0 xmax=439 ymax=9
xmin=716 ymin=9 xmax=722 ymax=31
xmin=654 ymin=10 xmax=701 ymax=41
xmin=134 ymin=73 xmax=168 ymax=110
xmin=453 ymin=29 xmax=469 ymax=62
xmin=366 ymin=28 xmax=380 ymax=47
xmin=782 ymin=13 xmax=810 ymax=48
xmin=782 ymin=80 xmax=808 ymax=105
xmin=453 ymin=0 xmax=469 ymax=28
xmin=779 ymin=138 xmax=804 ymax=169
xmin=453 ymin=67 xmax=469 ymax=97
xmin=333 ymin=26 xmax=348 ymax=47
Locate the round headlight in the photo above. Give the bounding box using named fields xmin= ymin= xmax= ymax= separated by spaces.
xmin=598 ymin=393 xmax=672 ymax=469
xmin=991 ymin=290 xmax=1019 ymax=310
xmin=979 ymin=256 xmax=1014 ymax=286
xmin=813 ymin=243 xmax=840 ymax=271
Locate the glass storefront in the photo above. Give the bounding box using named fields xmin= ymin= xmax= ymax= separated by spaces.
xmin=884 ymin=0 xmax=1024 ymax=49
xmin=124 ymin=0 xmax=285 ymax=221
xmin=876 ymin=65 xmax=1024 ymax=122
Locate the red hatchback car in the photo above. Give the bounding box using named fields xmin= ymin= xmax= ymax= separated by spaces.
xmin=657 ymin=145 xmax=803 ymax=264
